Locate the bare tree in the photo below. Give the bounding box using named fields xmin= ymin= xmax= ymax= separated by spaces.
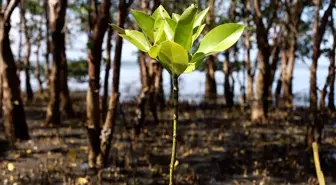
xmin=251 ymin=0 xmax=279 ymax=123
xmin=44 ymin=0 xmax=51 ymax=88
xmin=97 ymin=0 xmax=134 ymax=168
xmin=204 ymin=0 xmax=217 ymax=101
xmin=20 ymin=0 xmax=33 ymax=101
xmin=86 ymin=0 xmax=111 ymax=168
xmin=281 ymin=0 xmax=305 ymax=108
xmin=45 ymin=0 xmax=68 ymax=125
xmin=0 ymin=0 xmax=29 ymax=143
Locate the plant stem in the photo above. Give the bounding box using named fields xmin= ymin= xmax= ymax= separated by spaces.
xmin=169 ymin=75 xmax=178 ymax=185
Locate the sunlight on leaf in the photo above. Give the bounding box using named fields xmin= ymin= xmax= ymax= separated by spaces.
xmin=196 ymin=23 xmax=245 ymax=55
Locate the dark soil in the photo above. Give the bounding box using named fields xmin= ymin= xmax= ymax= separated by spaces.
xmin=0 ymin=93 xmax=336 ymax=185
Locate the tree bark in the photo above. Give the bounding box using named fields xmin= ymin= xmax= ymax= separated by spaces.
xmin=46 ymin=0 xmax=67 ymax=126
xmin=44 ymin=0 xmax=51 ymax=88
xmin=204 ymin=0 xmax=217 ymax=102
xmin=328 ymin=21 xmax=336 ymax=111
xmin=20 ymin=0 xmax=33 ymax=101
xmin=0 ymin=0 xmax=29 ymax=143
xmin=251 ymin=0 xmax=272 ymax=123
xmin=134 ymin=0 xmax=159 ymax=135
xmin=282 ymin=0 xmax=304 ymax=108
xmin=97 ymin=0 xmax=133 ymax=168
xmin=102 ymin=24 xmax=113 ymax=122
xmin=86 ymin=0 xmax=111 ymax=168
xmin=35 ymin=13 xmax=44 ymax=94
xmin=244 ymin=0 xmax=255 ymax=104
xmin=60 ymin=31 xmax=74 ymax=118
xmin=310 ymin=0 xmax=334 ymax=110
xmin=307 ymin=0 xmax=334 ymax=147
xmin=223 ymin=52 xmax=233 ymax=107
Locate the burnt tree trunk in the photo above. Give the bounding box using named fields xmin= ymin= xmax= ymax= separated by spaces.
xmin=102 ymin=25 xmax=113 ymax=121
xmin=97 ymin=0 xmax=134 ymax=168
xmin=20 ymin=0 xmax=33 ymax=101
xmin=0 ymin=0 xmax=29 ymax=143
xmin=46 ymin=0 xmax=67 ymax=126
xmin=86 ymin=0 xmax=111 ymax=168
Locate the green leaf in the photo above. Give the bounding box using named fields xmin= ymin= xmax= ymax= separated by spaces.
xmin=149 ymin=44 xmax=161 ymax=58
xmin=172 ymin=13 xmax=180 ymax=22
xmin=196 ymin=23 xmax=245 ymax=55
xmin=174 ymin=4 xmax=198 ymax=51
xmin=157 ymin=41 xmax=189 ymax=76
xmin=164 ymin=18 xmax=177 ymax=40
xmin=153 ymin=16 xmax=167 ymax=44
xmin=193 ymin=7 xmax=209 ymax=28
xmin=184 ymin=52 xmax=206 ymax=73
xmin=152 ymin=5 xmax=170 ymax=19
xmin=120 ymin=30 xmax=151 ymax=52
xmin=110 ymin=24 xmax=125 ymax=34
xmin=130 ymin=10 xmax=155 ymax=41
xmin=192 ymin=24 xmax=206 ymax=43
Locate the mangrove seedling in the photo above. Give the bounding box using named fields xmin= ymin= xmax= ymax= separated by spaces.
xmin=112 ymin=4 xmax=244 ymax=184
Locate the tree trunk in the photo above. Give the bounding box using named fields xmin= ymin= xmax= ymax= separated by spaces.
xmin=307 ymin=0 xmax=334 ymax=147
xmin=251 ymin=0 xmax=272 ymax=123
xmin=268 ymin=36 xmax=280 ymax=105
xmin=204 ymin=0 xmax=217 ymax=102
xmin=154 ymin=64 xmax=164 ymax=107
xmin=328 ymin=24 xmax=336 ymax=111
xmin=102 ymin=25 xmax=113 ymax=121
xmin=46 ymin=0 xmax=67 ymax=126
xmin=0 ymin=0 xmax=30 ymax=143
xmin=223 ymin=53 xmax=233 ymax=107
xmin=35 ymin=13 xmax=44 ymax=94
xmin=86 ymin=0 xmax=111 ymax=168
xmin=97 ymin=0 xmax=133 ymax=168
xmin=310 ymin=0 xmax=334 ymax=110
xmin=205 ymin=55 xmax=217 ymax=101
xmin=60 ymin=28 xmax=74 ymax=117
xmin=20 ymin=0 xmax=33 ymax=101
xmin=44 ymin=0 xmax=51 ymax=88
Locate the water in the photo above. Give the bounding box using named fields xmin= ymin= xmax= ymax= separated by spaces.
xmin=20 ymin=61 xmax=331 ymax=106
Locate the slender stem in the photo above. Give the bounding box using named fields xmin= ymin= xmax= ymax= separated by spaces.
xmin=169 ymin=75 xmax=178 ymax=185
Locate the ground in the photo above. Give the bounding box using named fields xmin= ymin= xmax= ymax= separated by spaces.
xmin=0 ymin=93 xmax=336 ymax=185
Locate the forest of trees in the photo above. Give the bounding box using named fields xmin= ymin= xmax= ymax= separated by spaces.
xmin=0 ymin=0 xmax=336 ymax=184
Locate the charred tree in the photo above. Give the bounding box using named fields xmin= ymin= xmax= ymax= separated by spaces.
xmin=0 ymin=0 xmax=29 ymax=143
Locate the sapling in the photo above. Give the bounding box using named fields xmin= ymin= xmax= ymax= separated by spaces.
xmin=112 ymin=4 xmax=244 ymax=184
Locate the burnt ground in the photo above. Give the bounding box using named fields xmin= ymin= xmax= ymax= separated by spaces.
xmin=0 ymin=93 xmax=336 ymax=185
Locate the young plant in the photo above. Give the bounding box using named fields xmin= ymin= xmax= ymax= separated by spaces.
xmin=112 ymin=4 xmax=244 ymax=184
